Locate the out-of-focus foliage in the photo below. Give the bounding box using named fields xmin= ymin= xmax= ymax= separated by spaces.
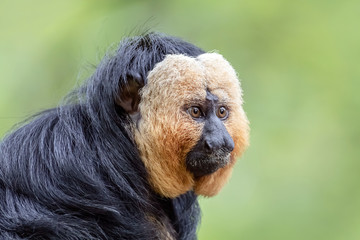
xmin=1 ymin=0 xmax=359 ymax=239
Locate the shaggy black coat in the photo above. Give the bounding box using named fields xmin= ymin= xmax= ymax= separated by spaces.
xmin=0 ymin=33 xmax=205 ymax=240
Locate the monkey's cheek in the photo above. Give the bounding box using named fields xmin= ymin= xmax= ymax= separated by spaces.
xmin=193 ymin=164 xmax=234 ymax=197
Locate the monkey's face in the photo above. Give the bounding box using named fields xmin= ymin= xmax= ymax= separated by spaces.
xmin=185 ymin=90 xmax=235 ymax=179
xmin=134 ymin=53 xmax=249 ymax=198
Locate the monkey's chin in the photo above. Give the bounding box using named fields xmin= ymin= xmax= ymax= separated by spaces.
xmin=186 ymin=152 xmax=231 ymax=178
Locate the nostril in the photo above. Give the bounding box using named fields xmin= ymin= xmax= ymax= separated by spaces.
xmin=228 ymin=141 xmax=235 ymax=152
xmin=225 ymin=137 xmax=235 ymax=152
xmin=204 ymin=139 xmax=213 ymax=151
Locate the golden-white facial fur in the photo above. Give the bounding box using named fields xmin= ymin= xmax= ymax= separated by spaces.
xmin=133 ymin=53 xmax=249 ymax=198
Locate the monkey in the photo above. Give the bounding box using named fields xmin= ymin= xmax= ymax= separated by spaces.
xmin=0 ymin=32 xmax=249 ymax=240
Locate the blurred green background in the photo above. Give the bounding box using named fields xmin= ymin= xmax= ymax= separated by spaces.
xmin=1 ymin=0 xmax=359 ymax=239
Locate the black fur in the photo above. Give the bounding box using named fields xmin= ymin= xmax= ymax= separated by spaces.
xmin=0 ymin=33 xmax=205 ymax=240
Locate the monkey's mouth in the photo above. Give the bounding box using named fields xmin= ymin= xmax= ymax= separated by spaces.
xmin=186 ymin=150 xmax=231 ymax=178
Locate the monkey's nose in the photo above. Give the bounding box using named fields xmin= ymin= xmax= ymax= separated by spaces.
xmin=204 ymin=134 xmax=234 ymax=153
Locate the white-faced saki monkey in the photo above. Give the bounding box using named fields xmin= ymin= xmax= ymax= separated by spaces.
xmin=0 ymin=32 xmax=249 ymax=240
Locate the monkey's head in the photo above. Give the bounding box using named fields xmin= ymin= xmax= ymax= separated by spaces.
xmin=116 ymin=37 xmax=249 ymax=198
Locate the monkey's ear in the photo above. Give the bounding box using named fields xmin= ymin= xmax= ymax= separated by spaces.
xmin=116 ymin=73 xmax=144 ymax=114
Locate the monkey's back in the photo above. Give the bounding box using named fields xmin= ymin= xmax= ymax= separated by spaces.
xmin=0 ymin=105 xmax=199 ymax=239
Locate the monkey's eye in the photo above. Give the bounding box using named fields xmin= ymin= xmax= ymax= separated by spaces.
xmin=217 ymin=106 xmax=229 ymax=119
xmin=188 ymin=107 xmax=203 ymax=119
